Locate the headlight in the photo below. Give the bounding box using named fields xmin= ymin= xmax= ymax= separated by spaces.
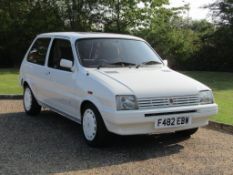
xmin=116 ymin=95 xmax=138 ymax=110
xmin=199 ymin=90 xmax=214 ymax=104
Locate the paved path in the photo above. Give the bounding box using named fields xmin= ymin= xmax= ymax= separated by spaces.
xmin=0 ymin=100 xmax=233 ymax=175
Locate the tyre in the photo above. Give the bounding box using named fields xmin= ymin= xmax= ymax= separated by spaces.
xmin=81 ymin=104 xmax=109 ymax=147
xmin=175 ymin=128 xmax=198 ymax=137
xmin=23 ymin=86 xmax=41 ymax=116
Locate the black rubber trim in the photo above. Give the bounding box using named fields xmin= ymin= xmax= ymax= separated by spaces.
xmin=145 ymin=110 xmax=197 ymax=117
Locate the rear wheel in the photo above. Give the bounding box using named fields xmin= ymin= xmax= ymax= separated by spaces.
xmin=82 ymin=104 xmax=109 ymax=147
xmin=175 ymin=128 xmax=198 ymax=137
xmin=23 ymin=86 xmax=41 ymax=116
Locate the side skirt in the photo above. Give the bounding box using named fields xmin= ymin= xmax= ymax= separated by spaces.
xmin=38 ymin=101 xmax=81 ymax=124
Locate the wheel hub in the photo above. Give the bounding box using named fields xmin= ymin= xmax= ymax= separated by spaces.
xmin=83 ymin=109 xmax=97 ymax=141
xmin=24 ymin=88 xmax=32 ymax=111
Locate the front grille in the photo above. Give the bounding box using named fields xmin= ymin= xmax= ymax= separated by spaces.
xmin=137 ymin=95 xmax=200 ymax=109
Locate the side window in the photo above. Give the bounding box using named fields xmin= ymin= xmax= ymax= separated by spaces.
xmin=27 ymin=38 xmax=51 ymax=65
xmin=48 ymin=39 xmax=74 ymax=71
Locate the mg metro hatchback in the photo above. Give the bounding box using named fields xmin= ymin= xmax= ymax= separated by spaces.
xmin=20 ymin=32 xmax=218 ymax=146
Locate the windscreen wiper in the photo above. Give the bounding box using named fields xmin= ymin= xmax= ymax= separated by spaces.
xmin=136 ymin=60 xmax=162 ymax=68
xmin=97 ymin=61 xmax=137 ymax=69
xmin=97 ymin=64 xmax=111 ymax=69
xmin=109 ymin=61 xmax=137 ymax=67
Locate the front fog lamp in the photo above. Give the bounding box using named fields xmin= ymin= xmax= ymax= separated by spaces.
xmin=116 ymin=95 xmax=138 ymax=110
xmin=199 ymin=90 xmax=214 ymax=104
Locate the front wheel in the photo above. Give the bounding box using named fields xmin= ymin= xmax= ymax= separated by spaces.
xmin=82 ymin=104 xmax=109 ymax=147
xmin=23 ymin=86 xmax=41 ymax=116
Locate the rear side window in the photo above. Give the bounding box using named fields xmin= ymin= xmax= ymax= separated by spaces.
xmin=48 ymin=39 xmax=74 ymax=71
xmin=27 ymin=38 xmax=51 ymax=65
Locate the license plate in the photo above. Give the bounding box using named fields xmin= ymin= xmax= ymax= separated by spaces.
xmin=155 ymin=116 xmax=191 ymax=128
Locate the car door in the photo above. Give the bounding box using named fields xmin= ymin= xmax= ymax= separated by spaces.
xmin=45 ymin=38 xmax=78 ymax=117
xmin=24 ymin=37 xmax=51 ymax=102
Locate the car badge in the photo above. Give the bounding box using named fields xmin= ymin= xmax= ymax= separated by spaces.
xmin=169 ymin=98 xmax=174 ymax=104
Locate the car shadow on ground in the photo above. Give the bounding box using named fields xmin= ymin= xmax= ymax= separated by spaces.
xmin=0 ymin=110 xmax=188 ymax=174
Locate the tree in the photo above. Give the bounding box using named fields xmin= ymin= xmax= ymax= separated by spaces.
xmin=1 ymin=0 xmax=231 ymax=72
xmin=0 ymin=0 xmax=64 ymax=67
xmin=193 ymin=0 xmax=233 ymax=71
xmin=135 ymin=4 xmax=200 ymax=69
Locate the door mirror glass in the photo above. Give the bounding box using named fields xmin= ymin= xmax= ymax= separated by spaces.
xmin=163 ymin=59 xmax=168 ymax=66
xmin=60 ymin=59 xmax=73 ymax=70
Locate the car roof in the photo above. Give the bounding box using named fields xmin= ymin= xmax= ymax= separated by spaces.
xmin=37 ymin=32 xmax=144 ymax=41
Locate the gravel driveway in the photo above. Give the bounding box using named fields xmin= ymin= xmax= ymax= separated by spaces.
xmin=0 ymin=100 xmax=233 ymax=175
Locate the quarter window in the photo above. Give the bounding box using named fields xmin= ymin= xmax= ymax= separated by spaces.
xmin=48 ymin=39 xmax=74 ymax=71
xmin=27 ymin=38 xmax=51 ymax=65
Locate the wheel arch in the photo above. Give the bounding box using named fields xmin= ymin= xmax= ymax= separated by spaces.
xmin=79 ymin=97 xmax=112 ymax=133
xmin=22 ymin=80 xmax=39 ymax=104
xmin=21 ymin=77 xmax=32 ymax=89
xmin=23 ymin=81 xmax=29 ymax=88
xmin=80 ymin=100 xmax=99 ymax=117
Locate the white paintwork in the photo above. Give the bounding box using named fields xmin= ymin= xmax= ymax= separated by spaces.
xmin=83 ymin=109 xmax=97 ymax=141
xmin=60 ymin=59 xmax=73 ymax=69
xmin=20 ymin=32 xmax=218 ymax=136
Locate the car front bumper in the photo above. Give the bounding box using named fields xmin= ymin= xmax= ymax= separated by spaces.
xmin=101 ymin=104 xmax=218 ymax=135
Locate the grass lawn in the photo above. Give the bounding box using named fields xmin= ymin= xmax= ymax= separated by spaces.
xmin=183 ymin=71 xmax=233 ymax=125
xmin=0 ymin=69 xmax=232 ymax=125
xmin=0 ymin=69 xmax=22 ymax=94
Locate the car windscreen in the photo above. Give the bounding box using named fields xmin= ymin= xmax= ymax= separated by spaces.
xmin=76 ymin=38 xmax=162 ymax=68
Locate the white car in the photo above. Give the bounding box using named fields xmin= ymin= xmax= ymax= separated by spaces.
xmin=20 ymin=32 xmax=218 ymax=146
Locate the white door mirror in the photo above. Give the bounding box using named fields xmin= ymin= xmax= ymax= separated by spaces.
xmin=163 ymin=59 xmax=168 ymax=66
xmin=60 ymin=59 xmax=73 ymax=70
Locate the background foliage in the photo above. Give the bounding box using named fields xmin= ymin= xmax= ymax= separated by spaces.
xmin=0 ymin=0 xmax=232 ymax=71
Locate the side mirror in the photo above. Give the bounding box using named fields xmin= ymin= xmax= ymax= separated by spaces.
xmin=163 ymin=59 xmax=168 ymax=66
xmin=60 ymin=59 xmax=73 ymax=70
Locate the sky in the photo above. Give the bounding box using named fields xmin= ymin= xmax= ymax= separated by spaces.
xmin=169 ymin=0 xmax=214 ymax=21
